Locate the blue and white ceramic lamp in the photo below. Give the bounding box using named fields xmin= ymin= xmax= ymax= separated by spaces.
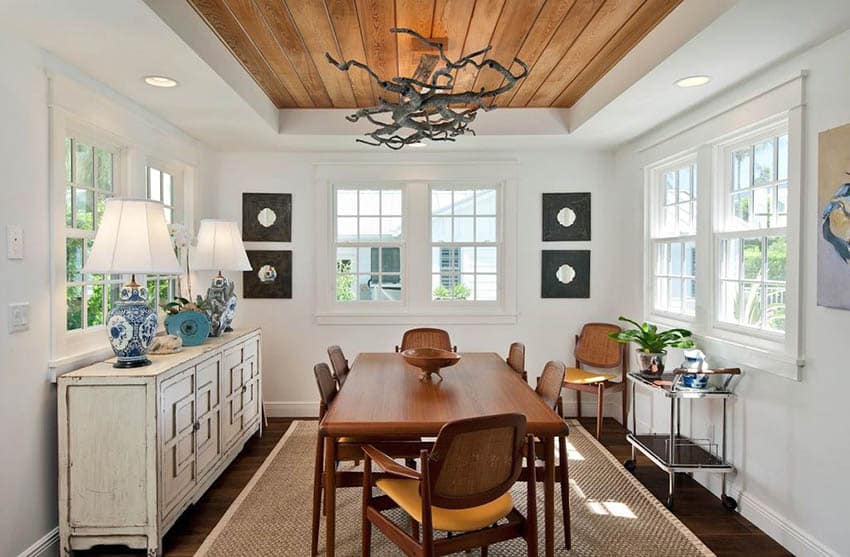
xmin=82 ymin=198 xmax=182 ymax=368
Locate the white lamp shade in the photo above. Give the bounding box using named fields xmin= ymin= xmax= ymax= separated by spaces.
xmin=192 ymin=220 xmax=252 ymax=271
xmin=82 ymin=198 xmax=182 ymax=275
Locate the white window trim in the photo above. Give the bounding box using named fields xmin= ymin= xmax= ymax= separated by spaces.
xmin=643 ymin=112 xmax=804 ymax=381
xmin=314 ymin=161 xmax=518 ymax=325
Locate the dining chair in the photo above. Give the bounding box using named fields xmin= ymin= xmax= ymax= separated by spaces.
xmin=563 ymin=323 xmax=628 ymax=439
xmin=506 ymin=342 xmax=527 ymax=382
xmin=395 ymin=327 xmax=457 ymax=353
xmin=361 ymin=413 xmax=538 ymax=557
xmin=327 ymin=345 xmax=350 ymax=387
xmin=532 ymin=360 xmax=570 ymax=549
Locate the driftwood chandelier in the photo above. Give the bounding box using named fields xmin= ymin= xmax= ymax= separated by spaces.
xmin=326 ymin=28 xmax=528 ymax=150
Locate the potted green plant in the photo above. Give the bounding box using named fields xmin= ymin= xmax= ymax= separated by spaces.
xmin=608 ymin=316 xmax=696 ymax=375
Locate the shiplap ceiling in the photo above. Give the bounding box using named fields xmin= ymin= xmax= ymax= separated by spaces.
xmin=186 ymin=0 xmax=682 ymax=109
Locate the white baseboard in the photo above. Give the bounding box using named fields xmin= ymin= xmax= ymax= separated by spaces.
xmin=695 ymin=476 xmax=838 ymax=557
xmin=264 ymin=401 xmax=318 ymax=418
xmin=17 ymin=527 xmax=58 ymax=557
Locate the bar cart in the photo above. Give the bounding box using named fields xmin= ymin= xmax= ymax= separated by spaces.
xmin=624 ymin=367 xmax=741 ymax=510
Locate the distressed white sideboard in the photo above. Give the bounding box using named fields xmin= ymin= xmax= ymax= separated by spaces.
xmin=57 ymin=328 xmax=262 ymax=556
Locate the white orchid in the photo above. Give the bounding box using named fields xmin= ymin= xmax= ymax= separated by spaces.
xmin=168 ymin=223 xmax=193 ymax=249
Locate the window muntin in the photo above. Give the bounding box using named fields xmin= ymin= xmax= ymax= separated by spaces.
xmin=64 ymin=136 xmax=122 ymax=331
xmin=430 ymin=187 xmax=499 ymax=302
xmin=334 ymin=187 xmax=403 ymax=302
xmin=717 ymin=130 xmax=788 ymax=335
xmin=651 ymin=160 xmax=697 ymax=317
xmin=145 ymin=165 xmax=179 ymax=309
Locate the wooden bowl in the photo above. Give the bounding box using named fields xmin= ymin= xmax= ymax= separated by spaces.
xmin=401 ymin=348 xmax=461 ymax=381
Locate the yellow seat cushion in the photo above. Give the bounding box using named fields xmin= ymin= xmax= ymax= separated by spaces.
xmin=565 ymin=367 xmax=616 ymax=385
xmin=375 ymin=478 xmax=513 ymax=532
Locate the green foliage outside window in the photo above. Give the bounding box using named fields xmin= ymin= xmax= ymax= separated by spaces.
xmin=336 ymin=260 xmax=355 ymax=301
xmin=433 ymin=283 xmax=471 ymax=300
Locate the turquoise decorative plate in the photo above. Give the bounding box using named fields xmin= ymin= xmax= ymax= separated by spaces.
xmin=165 ymin=311 xmax=211 ymax=346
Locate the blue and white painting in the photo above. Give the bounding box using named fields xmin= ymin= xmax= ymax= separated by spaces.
xmin=818 ymin=123 xmax=850 ymax=309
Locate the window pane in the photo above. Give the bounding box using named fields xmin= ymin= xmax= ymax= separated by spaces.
xmin=476 ymin=275 xmax=497 ymax=301
xmin=337 ymin=189 xmax=357 ymax=216
xmin=458 ymin=247 xmax=475 ymax=274
xmin=336 ymin=246 xmax=357 ymax=274
xmin=669 ymin=278 xmax=682 ymax=313
xmin=664 ymin=205 xmax=676 ymax=234
xmin=743 ymin=238 xmax=763 ymax=280
xmin=107 ymin=282 xmax=122 ymax=312
xmin=335 ymin=250 xmax=356 ymax=301
xmin=766 ymin=286 xmax=786 ymax=332
xmin=163 ymin=207 xmax=173 ymax=225
xmin=732 ymin=192 xmax=750 ymax=224
xmin=476 ymin=189 xmax=497 ymax=214
xmin=655 ymin=278 xmax=668 ymax=310
xmin=158 ymin=279 xmax=170 ymax=306
xmin=732 ymin=148 xmax=751 ymax=191
xmin=432 ymin=274 xmax=455 ymax=300
xmin=358 ymin=217 xmax=380 ymax=241
xmin=148 ymin=167 xmax=161 ymax=200
xmin=453 ymin=190 xmax=475 ymax=215
xmin=777 ymin=135 xmax=788 ymax=181
xmin=381 ymin=190 xmax=402 ymax=215
xmin=96 ymin=193 xmax=108 ymax=230
xmin=753 ymin=187 xmax=772 ymax=228
xmin=664 ymin=172 xmax=676 ymax=204
xmin=453 ymin=217 xmax=474 ymax=242
xmin=87 ymin=284 xmax=104 ymax=327
xmin=359 ymin=190 xmax=380 ymax=215
xmin=67 ymin=286 xmax=83 ymax=330
xmin=766 ymin=236 xmax=786 ymax=281
xmin=753 ymin=140 xmax=774 ymax=186
xmin=776 ymin=182 xmax=788 ymax=226
xmin=670 ymin=242 xmax=682 ymax=276
xmin=380 ymin=217 xmax=402 ymax=240
xmin=677 ymin=166 xmax=691 ymax=202
xmin=459 ymin=274 xmax=474 ymax=299
xmin=65 ymin=138 xmax=73 ymax=182
xmin=431 ymin=247 xmax=442 ymax=273
xmin=683 ymin=278 xmax=696 ymax=315
xmin=357 ymin=274 xmax=378 ymax=300
xmin=75 ymin=142 xmax=93 ymax=187
xmin=432 ymin=190 xmax=453 ymax=215
xmin=742 ymin=283 xmax=762 ymax=327
xmin=162 ymin=172 xmax=172 ymax=206
xmin=75 ymin=188 xmax=94 ymax=231
xmin=656 ymin=243 xmax=669 ymax=275
xmin=380 ymin=274 xmax=402 ymax=301
xmin=684 ymin=242 xmax=696 ymax=277
xmin=65 ymin=187 xmax=73 ymax=227
xmin=381 ymin=247 xmax=401 ymax=273
xmin=432 ymin=217 xmax=452 ymax=242
xmin=719 ymin=281 xmax=739 ymax=323
xmin=95 ymin=148 xmax=113 ymax=191
xmin=358 ymin=247 xmax=379 ymax=275
xmin=678 ymin=202 xmax=694 ymax=233
xmin=721 ymin=239 xmax=740 ymax=279
xmin=475 ymin=216 xmax=496 ymax=242
xmin=476 ymin=247 xmax=497 ymax=273
xmin=337 ymin=217 xmax=357 ymax=241
xmin=66 ymin=238 xmax=83 ymax=282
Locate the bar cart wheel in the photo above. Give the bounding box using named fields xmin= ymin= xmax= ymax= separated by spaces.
xmin=666 ymin=495 xmax=674 ymax=509
xmin=721 ymin=495 xmax=738 ymax=512
xmin=623 ymin=459 xmax=636 ymax=473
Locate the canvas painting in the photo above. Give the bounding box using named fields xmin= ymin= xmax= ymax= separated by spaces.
xmin=542 ymin=192 xmax=591 ymax=241
xmin=244 ymin=250 xmax=292 ymax=299
xmin=541 ymin=250 xmax=590 ymax=298
xmin=242 ymin=193 xmax=292 ymax=242
xmin=818 ymin=123 xmax=850 ymax=309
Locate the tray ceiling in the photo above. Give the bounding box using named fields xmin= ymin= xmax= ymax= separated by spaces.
xmin=186 ymin=0 xmax=681 ymax=110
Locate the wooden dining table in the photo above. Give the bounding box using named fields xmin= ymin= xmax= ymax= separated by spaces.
xmin=319 ymin=352 xmax=569 ymax=557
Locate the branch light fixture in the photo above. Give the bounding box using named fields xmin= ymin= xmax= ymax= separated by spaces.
xmin=326 ymin=28 xmax=528 ymax=150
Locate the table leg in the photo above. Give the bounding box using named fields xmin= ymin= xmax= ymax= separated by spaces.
xmin=324 ymin=436 xmax=337 ymax=557
xmin=544 ymin=436 xmax=555 ymax=557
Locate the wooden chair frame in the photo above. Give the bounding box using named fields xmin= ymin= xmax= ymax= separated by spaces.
xmin=562 ymin=323 xmax=629 ymax=439
xmin=327 ymin=345 xmax=350 ymax=388
xmin=361 ymin=414 xmax=537 ymax=557
xmin=395 ymin=327 xmax=457 ymax=353
xmin=506 ymin=342 xmax=527 ymax=383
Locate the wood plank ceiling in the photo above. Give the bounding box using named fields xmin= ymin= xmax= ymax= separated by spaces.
xmin=186 ymin=0 xmax=682 ymax=109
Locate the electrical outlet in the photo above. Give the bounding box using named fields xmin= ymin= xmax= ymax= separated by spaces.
xmin=9 ymin=302 xmax=29 ymax=333
xmin=6 ymin=224 xmax=23 ymax=259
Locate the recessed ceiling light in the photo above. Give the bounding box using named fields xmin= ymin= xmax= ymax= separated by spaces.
xmin=143 ymin=75 xmax=178 ymax=88
xmin=675 ymin=75 xmax=710 ymax=88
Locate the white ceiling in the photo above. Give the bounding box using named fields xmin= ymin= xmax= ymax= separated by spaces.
xmin=1 ymin=0 xmax=849 ymax=152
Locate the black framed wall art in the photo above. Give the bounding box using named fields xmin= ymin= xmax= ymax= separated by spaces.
xmin=542 ymin=192 xmax=591 ymax=241
xmin=242 ymin=193 xmax=292 ymax=242
xmin=244 ymin=250 xmax=292 ymax=299
xmin=541 ymin=250 xmax=590 ymax=298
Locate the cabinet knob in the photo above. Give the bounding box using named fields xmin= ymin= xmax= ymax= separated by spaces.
xmin=241 ymin=385 xmax=248 ymax=393
xmin=193 ymin=421 xmax=201 ymax=431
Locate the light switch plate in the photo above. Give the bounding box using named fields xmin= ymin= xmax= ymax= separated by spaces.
xmin=6 ymin=224 xmax=23 ymax=259
xmin=9 ymin=302 xmax=30 ymax=333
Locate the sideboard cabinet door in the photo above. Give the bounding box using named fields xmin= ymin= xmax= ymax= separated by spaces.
xmin=195 ymin=356 xmax=222 ymax=480
xmin=160 ymin=367 xmax=197 ymax=519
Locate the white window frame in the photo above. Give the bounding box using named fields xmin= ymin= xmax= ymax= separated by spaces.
xmin=314 ymin=162 xmax=518 ymax=325
xmin=648 ymin=155 xmax=698 ymax=321
xmin=145 ymin=160 xmax=185 ymax=310
xmin=428 ymin=183 xmax=502 ymax=305
xmin=331 ymin=182 xmax=407 ymax=307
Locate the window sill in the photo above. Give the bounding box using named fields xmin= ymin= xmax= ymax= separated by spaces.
xmin=315 ymin=312 xmax=517 ymax=326
xmin=694 ymin=333 xmax=803 ymax=381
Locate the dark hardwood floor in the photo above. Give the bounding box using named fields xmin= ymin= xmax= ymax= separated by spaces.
xmin=81 ymin=417 xmax=790 ymax=556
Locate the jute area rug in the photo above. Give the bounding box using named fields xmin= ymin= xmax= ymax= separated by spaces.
xmin=196 ymin=420 xmax=714 ymax=556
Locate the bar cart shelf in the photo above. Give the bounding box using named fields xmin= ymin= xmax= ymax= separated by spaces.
xmin=624 ymin=368 xmax=741 ymax=510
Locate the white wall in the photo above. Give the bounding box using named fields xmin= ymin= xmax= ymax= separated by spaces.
xmin=615 ymin=29 xmax=850 ymax=557
xmin=214 ymin=150 xmax=632 ymax=418
xmin=0 ymin=34 xmax=214 ymax=555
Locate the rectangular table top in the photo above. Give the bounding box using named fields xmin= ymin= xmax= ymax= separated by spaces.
xmin=320 ymin=352 xmax=568 ymax=438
